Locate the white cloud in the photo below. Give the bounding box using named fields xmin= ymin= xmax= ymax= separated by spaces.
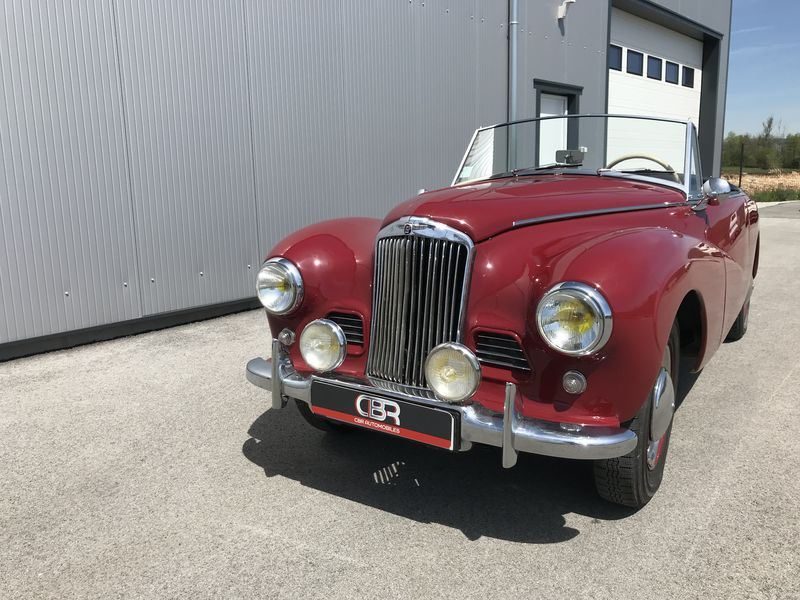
xmin=732 ymin=25 xmax=771 ymax=35
xmin=731 ymin=41 xmax=800 ymax=56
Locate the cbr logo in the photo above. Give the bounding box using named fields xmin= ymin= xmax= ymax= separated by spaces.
xmin=356 ymin=396 xmax=401 ymax=426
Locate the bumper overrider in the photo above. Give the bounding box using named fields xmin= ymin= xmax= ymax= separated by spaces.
xmin=246 ymin=340 xmax=637 ymax=466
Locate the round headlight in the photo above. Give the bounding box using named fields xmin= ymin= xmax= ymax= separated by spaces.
xmin=299 ymin=319 xmax=346 ymax=372
xmin=536 ymin=282 xmax=612 ymax=356
xmin=424 ymin=343 xmax=481 ymax=403
xmin=256 ymin=258 xmax=303 ymax=314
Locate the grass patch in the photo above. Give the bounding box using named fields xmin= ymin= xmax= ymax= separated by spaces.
xmin=750 ymin=187 xmax=800 ymax=202
xmin=722 ymin=166 xmax=773 ymax=175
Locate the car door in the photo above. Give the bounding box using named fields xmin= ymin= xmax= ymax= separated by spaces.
xmin=692 ymin=136 xmax=750 ymax=337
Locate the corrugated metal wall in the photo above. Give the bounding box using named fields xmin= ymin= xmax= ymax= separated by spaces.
xmin=0 ymin=0 xmax=507 ymax=345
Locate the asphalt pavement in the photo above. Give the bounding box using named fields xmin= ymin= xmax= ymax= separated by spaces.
xmin=1 ymin=204 xmax=799 ymax=599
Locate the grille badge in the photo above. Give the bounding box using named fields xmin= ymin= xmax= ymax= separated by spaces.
xmin=404 ymin=221 xmax=432 ymax=235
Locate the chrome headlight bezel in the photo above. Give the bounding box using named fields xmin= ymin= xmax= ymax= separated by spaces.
xmin=424 ymin=342 xmax=482 ymax=404
xmin=299 ymin=319 xmax=347 ymax=372
xmin=535 ymin=282 xmax=613 ymax=356
xmin=256 ymin=257 xmax=304 ymax=315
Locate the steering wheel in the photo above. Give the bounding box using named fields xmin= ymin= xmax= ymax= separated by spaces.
xmin=605 ymin=154 xmax=681 ymax=183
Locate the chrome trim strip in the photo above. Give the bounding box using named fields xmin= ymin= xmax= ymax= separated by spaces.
xmin=502 ymin=383 xmax=518 ymax=468
xmin=475 ymin=113 xmax=692 ymax=132
xmin=683 ymin=119 xmax=695 ymax=199
xmin=511 ymin=201 xmax=688 ymax=229
xmin=451 ymin=127 xmax=479 ymax=186
xmin=270 ymin=339 xmax=283 ymax=409
xmin=244 ymin=343 xmax=638 ymax=462
xmin=595 ymin=170 xmax=688 ymax=194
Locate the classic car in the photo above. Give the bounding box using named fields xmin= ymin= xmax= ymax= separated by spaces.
xmin=246 ymin=114 xmax=759 ymax=508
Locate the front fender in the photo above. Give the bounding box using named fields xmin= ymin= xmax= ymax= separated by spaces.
xmin=265 ymin=217 xmax=381 ymax=373
xmin=467 ymin=216 xmax=724 ymax=424
xmin=554 ymin=226 xmax=725 ymax=420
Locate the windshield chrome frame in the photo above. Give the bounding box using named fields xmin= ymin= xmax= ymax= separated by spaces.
xmin=450 ymin=114 xmax=699 ymax=202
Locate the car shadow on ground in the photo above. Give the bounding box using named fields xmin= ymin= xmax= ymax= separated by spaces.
xmin=242 ymin=356 xmax=701 ymax=544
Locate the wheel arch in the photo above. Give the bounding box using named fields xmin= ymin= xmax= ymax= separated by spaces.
xmin=674 ymin=290 xmax=707 ymax=372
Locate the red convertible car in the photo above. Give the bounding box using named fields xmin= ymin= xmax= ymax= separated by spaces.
xmin=246 ymin=115 xmax=759 ymax=508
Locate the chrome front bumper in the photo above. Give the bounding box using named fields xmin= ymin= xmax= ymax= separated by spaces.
xmin=246 ymin=340 xmax=637 ymax=466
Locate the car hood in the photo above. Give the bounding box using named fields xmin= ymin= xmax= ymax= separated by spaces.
xmin=382 ymin=174 xmax=686 ymax=242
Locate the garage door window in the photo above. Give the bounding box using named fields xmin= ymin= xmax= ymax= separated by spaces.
xmin=647 ymin=56 xmax=662 ymax=80
xmin=665 ymin=62 xmax=679 ymax=84
xmin=626 ymin=50 xmax=643 ymax=75
xmin=609 ymin=45 xmax=623 ymax=71
xmin=682 ymin=67 xmax=695 ymax=88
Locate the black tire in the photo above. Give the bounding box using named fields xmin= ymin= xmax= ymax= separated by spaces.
xmin=725 ymin=295 xmax=750 ymax=342
xmin=593 ymin=322 xmax=679 ymax=508
xmin=295 ymin=400 xmax=351 ymax=433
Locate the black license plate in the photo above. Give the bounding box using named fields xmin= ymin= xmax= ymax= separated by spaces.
xmin=310 ymin=381 xmax=458 ymax=450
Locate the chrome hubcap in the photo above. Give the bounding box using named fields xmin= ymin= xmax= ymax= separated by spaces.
xmin=647 ymin=346 xmax=674 ymax=470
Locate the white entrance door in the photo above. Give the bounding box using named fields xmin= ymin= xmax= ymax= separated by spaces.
xmin=539 ymin=94 xmax=568 ymax=165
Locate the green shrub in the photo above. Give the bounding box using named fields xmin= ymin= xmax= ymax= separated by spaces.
xmin=751 ymin=187 xmax=799 ymax=202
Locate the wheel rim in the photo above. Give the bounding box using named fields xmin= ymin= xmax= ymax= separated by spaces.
xmin=647 ymin=346 xmax=673 ymax=470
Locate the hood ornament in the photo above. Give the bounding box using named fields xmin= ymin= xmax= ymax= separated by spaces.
xmin=404 ymin=220 xmax=434 ymax=235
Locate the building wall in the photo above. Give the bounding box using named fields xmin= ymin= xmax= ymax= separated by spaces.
xmin=513 ymin=0 xmax=731 ymax=174
xmin=514 ymin=1 xmax=608 ymax=122
xmin=0 ymin=0 xmax=731 ymax=351
xmin=0 ymin=0 xmax=507 ymax=346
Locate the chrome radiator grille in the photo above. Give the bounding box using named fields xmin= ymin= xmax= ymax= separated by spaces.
xmin=367 ymin=226 xmax=470 ymax=388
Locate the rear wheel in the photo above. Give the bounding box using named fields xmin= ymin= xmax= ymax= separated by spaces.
xmin=725 ymin=295 xmax=750 ymax=342
xmin=593 ymin=322 xmax=679 ymax=508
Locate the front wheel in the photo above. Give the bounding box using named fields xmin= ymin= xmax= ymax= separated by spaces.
xmin=593 ymin=322 xmax=679 ymax=508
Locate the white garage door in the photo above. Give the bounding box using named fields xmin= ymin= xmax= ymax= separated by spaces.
xmin=608 ymin=8 xmax=702 ymax=125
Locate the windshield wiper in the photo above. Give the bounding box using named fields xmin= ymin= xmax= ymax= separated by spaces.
xmin=604 ymin=167 xmax=675 ymax=174
xmin=488 ymin=163 xmax=583 ymax=180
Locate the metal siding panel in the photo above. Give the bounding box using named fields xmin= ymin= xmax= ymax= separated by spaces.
xmin=477 ymin=0 xmax=509 ymax=126
xmin=246 ymin=0 xmax=507 ymax=254
xmin=517 ymin=0 xmax=609 ymax=120
xmin=1 ymin=0 xmax=509 ymax=346
xmin=646 ymin=0 xmax=731 ymax=33
xmin=0 ymin=0 xmax=141 ymax=343
xmin=114 ymin=0 xmax=258 ymax=315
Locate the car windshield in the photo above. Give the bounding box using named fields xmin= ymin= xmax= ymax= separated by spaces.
xmin=453 ymin=115 xmax=696 ymax=193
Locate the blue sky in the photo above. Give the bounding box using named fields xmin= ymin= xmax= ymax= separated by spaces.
xmin=725 ymin=0 xmax=800 ymax=134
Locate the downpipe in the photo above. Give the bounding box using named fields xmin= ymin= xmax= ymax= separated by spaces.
xmin=507 ymin=0 xmax=519 ymax=167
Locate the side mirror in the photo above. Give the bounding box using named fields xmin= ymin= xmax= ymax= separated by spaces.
xmin=702 ymin=177 xmax=731 ymax=205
